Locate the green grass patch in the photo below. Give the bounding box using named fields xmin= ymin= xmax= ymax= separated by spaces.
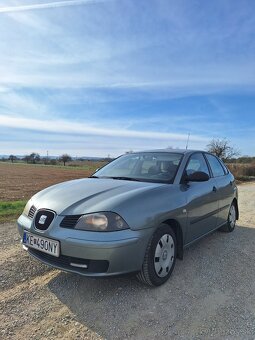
xmin=0 ymin=200 xmax=27 ymax=223
xmin=0 ymin=161 xmax=105 ymax=172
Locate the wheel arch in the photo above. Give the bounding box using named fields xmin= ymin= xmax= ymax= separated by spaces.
xmin=162 ymin=219 xmax=183 ymax=260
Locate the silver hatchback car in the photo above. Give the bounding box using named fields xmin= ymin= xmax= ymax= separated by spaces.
xmin=17 ymin=149 xmax=238 ymax=286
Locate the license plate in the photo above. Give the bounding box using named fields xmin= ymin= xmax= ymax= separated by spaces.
xmin=23 ymin=231 xmax=60 ymax=257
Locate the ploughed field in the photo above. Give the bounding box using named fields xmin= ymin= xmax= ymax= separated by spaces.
xmin=0 ymin=161 xmax=104 ymax=201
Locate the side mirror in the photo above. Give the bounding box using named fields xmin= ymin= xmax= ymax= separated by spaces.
xmin=186 ymin=171 xmax=210 ymax=182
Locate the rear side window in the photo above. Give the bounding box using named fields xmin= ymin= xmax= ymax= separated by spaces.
xmin=205 ymin=154 xmax=225 ymax=177
xmin=186 ymin=153 xmax=210 ymax=176
xmin=219 ymin=159 xmax=229 ymax=174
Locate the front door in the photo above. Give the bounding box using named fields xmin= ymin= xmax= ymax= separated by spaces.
xmin=183 ymin=153 xmax=219 ymax=244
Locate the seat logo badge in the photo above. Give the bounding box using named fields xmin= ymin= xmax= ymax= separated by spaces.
xmin=38 ymin=215 xmax=47 ymax=225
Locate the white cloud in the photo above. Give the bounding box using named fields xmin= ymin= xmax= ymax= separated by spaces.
xmin=0 ymin=0 xmax=108 ymax=13
xmin=0 ymin=91 xmax=46 ymax=117
xmin=1 ymin=64 xmax=254 ymax=92
xmin=0 ymin=114 xmax=208 ymax=143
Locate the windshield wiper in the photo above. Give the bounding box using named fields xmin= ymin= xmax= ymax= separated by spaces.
xmin=105 ymin=176 xmax=141 ymax=182
xmin=90 ymin=175 xmax=141 ymax=181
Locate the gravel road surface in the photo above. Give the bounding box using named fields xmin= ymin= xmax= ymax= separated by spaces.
xmin=1 ymin=183 xmax=255 ymax=339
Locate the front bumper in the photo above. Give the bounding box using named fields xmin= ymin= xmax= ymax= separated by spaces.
xmin=17 ymin=214 xmax=153 ymax=277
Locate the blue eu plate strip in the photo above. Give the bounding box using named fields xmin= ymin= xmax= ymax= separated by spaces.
xmin=23 ymin=231 xmax=27 ymax=244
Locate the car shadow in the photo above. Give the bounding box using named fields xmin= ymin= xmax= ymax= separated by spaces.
xmin=48 ymin=224 xmax=255 ymax=339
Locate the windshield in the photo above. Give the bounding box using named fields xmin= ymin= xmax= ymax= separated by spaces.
xmin=93 ymin=152 xmax=183 ymax=183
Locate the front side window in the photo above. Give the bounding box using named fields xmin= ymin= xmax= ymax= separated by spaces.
xmin=185 ymin=153 xmax=210 ymax=177
xmin=205 ymin=154 xmax=225 ymax=177
xmin=94 ymin=152 xmax=183 ymax=183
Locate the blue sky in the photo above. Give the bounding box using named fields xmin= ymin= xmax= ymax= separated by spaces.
xmin=0 ymin=0 xmax=255 ymax=157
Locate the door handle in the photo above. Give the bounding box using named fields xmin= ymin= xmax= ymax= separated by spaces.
xmin=212 ymin=186 xmax=217 ymax=192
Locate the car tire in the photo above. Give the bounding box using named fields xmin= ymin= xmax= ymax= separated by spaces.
xmin=136 ymin=224 xmax=177 ymax=286
xmin=219 ymin=202 xmax=237 ymax=232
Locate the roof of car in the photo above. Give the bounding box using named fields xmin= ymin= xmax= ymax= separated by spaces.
xmin=136 ymin=149 xmax=205 ymax=155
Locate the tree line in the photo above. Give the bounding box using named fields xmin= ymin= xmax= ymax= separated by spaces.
xmin=7 ymin=153 xmax=72 ymax=166
xmin=4 ymin=139 xmax=255 ymax=166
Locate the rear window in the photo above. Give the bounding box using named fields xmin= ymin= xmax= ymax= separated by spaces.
xmin=205 ymin=154 xmax=225 ymax=177
xmin=219 ymin=159 xmax=229 ymax=174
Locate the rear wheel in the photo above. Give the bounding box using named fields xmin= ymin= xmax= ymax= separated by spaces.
xmin=219 ymin=202 xmax=237 ymax=232
xmin=136 ymin=224 xmax=177 ymax=286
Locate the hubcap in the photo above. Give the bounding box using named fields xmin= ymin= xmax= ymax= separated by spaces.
xmin=154 ymin=234 xmax=175 ymax=278
xmin=229 ymin=205 xmax=236 ymax=228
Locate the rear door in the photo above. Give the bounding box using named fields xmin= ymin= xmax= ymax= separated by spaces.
xmin=184 ymin=152 xmax=219 ymax=244
xmin=204 ymin=153 xmax=234 ymax=226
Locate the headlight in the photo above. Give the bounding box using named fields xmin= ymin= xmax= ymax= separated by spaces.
xmin=74 ymin=212 xmax=129 ymax=232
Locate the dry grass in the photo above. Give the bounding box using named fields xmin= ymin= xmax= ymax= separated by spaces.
xmin=227 ymin=163 xmax=255 ymax=181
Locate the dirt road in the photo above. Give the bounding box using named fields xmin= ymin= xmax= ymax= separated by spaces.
xmin=1 ymin=183 xmax=255 ymax=339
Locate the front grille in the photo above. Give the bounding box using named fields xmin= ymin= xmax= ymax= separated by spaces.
xmin=28 ymin=205 xmax=36 ymax=219
xmin=29 ymin=248 xmax=109 ymax=274
xmin=60 ymin=215 xmax=81 ymax=228
xmin=34 ymin=210 xmax=55 ymax=231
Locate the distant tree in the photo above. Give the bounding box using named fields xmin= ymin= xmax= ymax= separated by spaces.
xmin=9 ymin=155 xmax=17 ymax=163
xmin=23 ymin=155 xmax=30 ymax=164
xmin=29 ymin=152 xmax=41 ymax=164
xmin=41 ymin=157 xmax=48 ymax=165
xmin=207 ymin=138 xmax=240 ymax=160
xmin=59 ymin=154 xmax=72 ymax=166
xmin=50 ymin=159 xmax=57 ymax=165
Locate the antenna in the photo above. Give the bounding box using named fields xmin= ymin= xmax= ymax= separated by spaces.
xmin=185 ymin=133 xmax=190 ymax=150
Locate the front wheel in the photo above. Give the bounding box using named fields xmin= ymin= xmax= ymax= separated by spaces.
xmin=136 ymin=224 xmax=177 ymax=286
xmin=219 ymin=202 xmax=237 ymax=232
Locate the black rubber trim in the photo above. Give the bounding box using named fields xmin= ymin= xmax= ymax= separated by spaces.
xmin=28 ymin=248 xmax=109 ymax=273
xmin=60 ymin=215 xmax=81 ymax=228
xmin=28 ymin=205 xmax=36 ymax=219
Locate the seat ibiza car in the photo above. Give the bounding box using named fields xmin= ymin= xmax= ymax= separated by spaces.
xmin=17 ymin=150 xmax=238 ymax=286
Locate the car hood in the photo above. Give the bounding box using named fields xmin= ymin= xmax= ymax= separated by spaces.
xmin=31 ymin=178 xmax=165 ymax=215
